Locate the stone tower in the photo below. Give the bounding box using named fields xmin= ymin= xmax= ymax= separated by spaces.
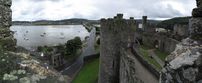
xmin=0 ymin=0 xmax=16 ymax=51
xmin=142 ymin=16 xmax=147 ymax=31
xmin=142 ymin=16 xmax=156 ymax=33
xmin=99 ymin=14 xmax=136 ymax=83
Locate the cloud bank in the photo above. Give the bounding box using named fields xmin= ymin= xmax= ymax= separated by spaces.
xmin=12 ymin=0 xmax=196 ymax=21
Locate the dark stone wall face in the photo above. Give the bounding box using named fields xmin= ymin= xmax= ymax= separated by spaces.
xmin=191 ymin=0 xmax=202 ymax=42
xmin=0 ymin=0 xmax=16 ymax=50
xmin=99 ymin=15 xmax=136 ymax=83
xmin=190 ymin=18 xmax=202 ymax=42
xmin=120 ymin=49 xmax=143 ymax=83
xmin=173 ymin=24 xmax=189 ymax=37
xmin=193 ymin=0 xmax=202 ymax=17
xmin=196 ymin=0 xmax=202 ymax=8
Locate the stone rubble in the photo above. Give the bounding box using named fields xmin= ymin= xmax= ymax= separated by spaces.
xmin=160 ymin=0 xmax=202 ymax=82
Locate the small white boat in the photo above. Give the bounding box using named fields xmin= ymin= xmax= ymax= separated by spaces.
xmin=41 ymin=52 xmax=44 ymax=57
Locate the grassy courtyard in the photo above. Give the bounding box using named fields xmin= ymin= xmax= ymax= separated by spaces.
xmin=154 ymin=49 xmax=169 ymax=61
xmin=72 ymin=58 xmax=100 ymax=83
xmin=139 ymin=46 xmax=162 ymax=71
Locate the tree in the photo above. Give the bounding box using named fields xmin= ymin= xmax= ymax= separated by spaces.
xmin=65 ymin=37 xmax=82 ymax=57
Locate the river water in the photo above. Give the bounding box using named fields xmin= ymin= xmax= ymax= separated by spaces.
xmin=10 ymin=25 xmax=89 ymax=50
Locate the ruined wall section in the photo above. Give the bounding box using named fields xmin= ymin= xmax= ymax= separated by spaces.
xmin=160 ymin=0 xmax=202 ymax=82
xmin=0 ymin=0 xmax=16 ymax=50
xmin=99 ymin=14 xmax=136 ymax=83
xmin=137 ymin=16 xmax=179 ymax=53
xmin=173 ymin=24 xmax=189 ymax=37
xmin=141 ymin=29 xmax=179 ymax=53
xmin=160 ymin=37 xmax=179 ymax=53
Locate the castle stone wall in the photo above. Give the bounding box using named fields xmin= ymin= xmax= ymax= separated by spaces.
xmin=160 ymin=0 xmax=202 ymax=82
xmin=173 ymin=24 xmax=189 ymax=37
xmin=0 ymin=0 xmax=16 ymax=50
xmin=99 ymin=14 xmax=136 ymax=83
xmin=142 ymin=33 xmax=179 ymax=53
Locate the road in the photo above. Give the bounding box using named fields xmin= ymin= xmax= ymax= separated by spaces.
xmin=60 ymin=27 xmax=96 ymax=78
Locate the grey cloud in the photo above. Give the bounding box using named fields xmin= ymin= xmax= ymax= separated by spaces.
xmin=12 ymin=0 xmax=196 ymax=21
xmin=28 ymin=0 xmax=61 ymax=2
xmin=143 ymin=3 xmax=182 ymax=18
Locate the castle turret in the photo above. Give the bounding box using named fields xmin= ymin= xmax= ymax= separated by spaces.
xmin=142 ymin=16 xmax=147 ymax=31
xmin=99 ymin=14 xmax=136 ymax=83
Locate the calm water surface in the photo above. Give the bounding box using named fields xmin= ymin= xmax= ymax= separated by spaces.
xmin=10 ymin=25 xmax=89 ymax=50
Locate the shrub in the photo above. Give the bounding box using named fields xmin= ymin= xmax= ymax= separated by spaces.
xmin=37 ymin=46 xmax=53 ymax=53
xmin=65 ymin=37 xmax=82 ymax=58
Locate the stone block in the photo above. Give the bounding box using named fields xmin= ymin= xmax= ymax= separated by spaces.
xmin=0 ymin=0 xmax=12 ymax=6
xmin=198 ymin=80 xmax=202 ymax=83
xmin=189 ymin=18 xmax=202 ymax=41
xmin=196 ymin=0 xmax=202 ymax=8
xmin=192 ymin=8 xmax=202 ymax=17
xmin=183 ymin=68 xmax=197 ymax=81
xmin=0 ymin=37 xmax=16 ymax=50
xmin=0 ymin=5 xmax=12 ymax=27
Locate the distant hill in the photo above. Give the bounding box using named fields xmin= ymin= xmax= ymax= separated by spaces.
xmin=156 ymin=17 xmax=191 ymax=30
xmin=135 ymin=19 xmax=161 ymax=24
xmin=12 ymin=18 xmax=99 ymax=25
xmin=12 ymin=18 xmax=161 ymax=26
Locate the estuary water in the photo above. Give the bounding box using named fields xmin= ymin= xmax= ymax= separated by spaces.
xmin=10 ymin=25 xmax=89 ymax=50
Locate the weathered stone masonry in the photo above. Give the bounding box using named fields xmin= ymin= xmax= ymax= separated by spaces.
xmin=99 ymin=14 xmax=136 ymax=83
xmin=138 ymin=16 xmax=179 ymax=53
xmin=0 ymin=0 xmax=16 ymax=50
xmin=99 ymin=14 xmax=160 ymax=83
xmin=160 ymin=0 xmax=202 ymax=83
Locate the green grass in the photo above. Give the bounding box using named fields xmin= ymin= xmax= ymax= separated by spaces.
xmin=95 ymin=44 xmax=100 ymax=53
xmin=154 ymin=49 xmax=169 ymax=61
xmin=72 ymin=58 xmax=100 ymax=83
xmin=139 ymin=47 xmax=162 ymax=71
xmin=141 ymin=45 xmax=151 ymax=50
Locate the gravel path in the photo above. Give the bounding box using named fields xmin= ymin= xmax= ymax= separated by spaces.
xmin=130 ymin=49 xmax=159 ymax=83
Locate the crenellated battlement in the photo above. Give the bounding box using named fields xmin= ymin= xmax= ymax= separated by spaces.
xmin=100 ymin=14 xmax=137 ymax=33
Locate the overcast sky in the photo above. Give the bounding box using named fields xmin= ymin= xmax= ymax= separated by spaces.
xmin=12 ymin=0 xmax=196 ymax=21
